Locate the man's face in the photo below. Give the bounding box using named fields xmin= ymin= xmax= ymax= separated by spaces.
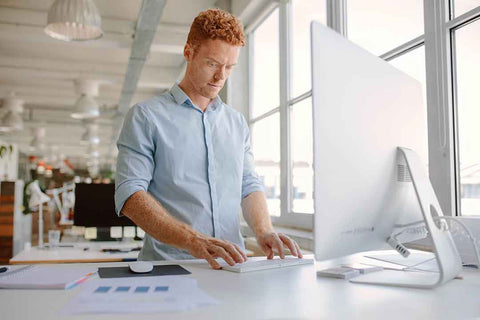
xmin=184 ymin=39 xmax=240 ymax=100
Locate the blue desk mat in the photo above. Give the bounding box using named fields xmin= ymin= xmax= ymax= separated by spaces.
xmin=98 ymin=265 xmax=191 ymax=278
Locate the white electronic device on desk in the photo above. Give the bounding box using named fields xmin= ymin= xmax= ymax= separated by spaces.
xmin=221 ymin=257 xmax=314 ymax=273
xmin=310 ymin=21 xmax=462 ymax=289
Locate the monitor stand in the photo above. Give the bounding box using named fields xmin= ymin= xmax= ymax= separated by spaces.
xmin=350 ymin=147 xmax=462 ymax=289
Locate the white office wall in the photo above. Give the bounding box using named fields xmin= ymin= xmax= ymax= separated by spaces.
xmin=13 ymin=180 xmax=31 ymax=255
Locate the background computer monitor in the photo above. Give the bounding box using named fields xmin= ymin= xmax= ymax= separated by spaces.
xmin=73 ymin=183 xmax=135 ymax=228
xmin=311 ymin=22 xmax=428 ymax=261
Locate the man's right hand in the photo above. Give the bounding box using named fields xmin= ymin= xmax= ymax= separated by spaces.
xmin=186 ymin=234 xmax=247 ymax=269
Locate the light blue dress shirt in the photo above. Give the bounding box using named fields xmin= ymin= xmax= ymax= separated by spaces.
xmin=115 ymin=83 xmax=264 ymax=260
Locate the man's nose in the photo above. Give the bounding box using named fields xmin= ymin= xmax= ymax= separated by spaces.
xmin=214 ymin=66 xmax=226 ymax=81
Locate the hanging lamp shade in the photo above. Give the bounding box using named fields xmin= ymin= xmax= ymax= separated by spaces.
xmin=80 ymin=122 xmax=100 ymax=144
xmin=86 ymin=144 xmax=100 ymax=158
xmin=0 ymin=112 xmax=23 ymax=132
xmin=0 ymin=98 xmax=24 ymax=132
xmin=29 ymin=127 xmax=47 ymax=154
xmin=30 ymin=137 xmax=46 ymax=154
xmin=45 ymin=0 xmax=103 ymax=41
xmin=80 ymin=130 xmax=100 ymax=145
xmin=80 ymin=129 xmax=89 ymax=144
xmin=71 ymin=94 xmax=100 ymax=119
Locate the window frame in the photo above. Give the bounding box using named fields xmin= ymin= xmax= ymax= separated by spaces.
xmin=446 ymin=3 xmax=480 ymax=215
xmin=424 ymin=1 xmax=480 ymax=217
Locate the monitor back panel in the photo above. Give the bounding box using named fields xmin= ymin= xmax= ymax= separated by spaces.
xmin=311 ymin=22 xmax=427 ymax=261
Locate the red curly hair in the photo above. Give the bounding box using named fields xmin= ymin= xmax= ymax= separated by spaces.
xmin=187 ymin=9 xmax=246 ymax=51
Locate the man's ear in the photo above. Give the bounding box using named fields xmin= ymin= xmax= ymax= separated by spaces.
xmin=184 ymin=43 xmax=194 ymax=62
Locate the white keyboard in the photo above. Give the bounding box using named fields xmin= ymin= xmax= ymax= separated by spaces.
xmin=221 ymin=257 xmax=314 ymax=273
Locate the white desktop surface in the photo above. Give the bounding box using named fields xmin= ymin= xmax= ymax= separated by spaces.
xmin=9 ymin=241 xmax=142 ymax=264
xmin=1 ymin=254 xmax=479 ymax=320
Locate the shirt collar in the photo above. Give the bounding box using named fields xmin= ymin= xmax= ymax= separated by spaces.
xmin=170 ymin=82 xmax=191 ymax=106
xmin=169 ymin=82 xmax=223 ymax=112
xmin=209 ymin=95 xmax=223 ymax=111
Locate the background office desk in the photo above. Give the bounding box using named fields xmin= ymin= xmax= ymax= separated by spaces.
xmin=9 ymin=241 xmax=142 ymax=264
xmin=1 ymin=254 xmax=479 ymax=320
xmin=9 ymin=242 xmax=255 ymax=264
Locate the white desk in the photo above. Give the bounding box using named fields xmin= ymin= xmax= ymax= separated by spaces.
xmin=1 ymin=254 xmax=479 ymax=319
xmin=9 ymin=241 xmax=142 ymax=264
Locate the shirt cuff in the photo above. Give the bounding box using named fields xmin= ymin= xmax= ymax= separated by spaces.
xmin=114 ymin=182 xmax=147 ymax=216
xmin=241 ymin=183 xmax=265 ymax=199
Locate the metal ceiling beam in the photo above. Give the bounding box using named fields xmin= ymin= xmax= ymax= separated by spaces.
xmin=110 ymin=0 xmax=167 ymax=150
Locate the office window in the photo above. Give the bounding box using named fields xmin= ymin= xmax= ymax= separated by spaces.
xmin=454 ymin=20 xmax=480 ymax=215
xmin=347 ymin=0 xmax=424 ymax=55
xmin=291 ymin=97 xmax=313 ymax=214
xmin=245 ymin=1 xmax=480 ymax=228
xmin=251 ymin=8 xmax=280 ymax=119
xmin=388 ymin=46 xmax=429 ymax=164
xmin=291 ymin=0 xmax=326 ymax=98
xmin=251 ymin=113 xmax=281 ymax=216
xmin=452 ymin=0 xmax=480 ymax=18
xmin=388 ymin=46 xmax=426 ymax=100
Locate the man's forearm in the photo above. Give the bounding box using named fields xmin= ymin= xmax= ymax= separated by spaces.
xmin=121 ymin=190 xmax=247 ymax=268
xmin=241 ymin=191 xmax=274 ymax=236
xmin=121 ymin=190 xmax=199 ymax=250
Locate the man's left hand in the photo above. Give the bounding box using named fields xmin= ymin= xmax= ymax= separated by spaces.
xmin=256 ymin=232 xmax=303 ymax=259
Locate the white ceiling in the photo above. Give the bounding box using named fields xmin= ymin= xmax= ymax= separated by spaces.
xmin=0 ymin=0 xmax=221 ymax=168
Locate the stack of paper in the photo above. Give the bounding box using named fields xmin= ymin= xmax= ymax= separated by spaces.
xmin=60 ymin=276 xmax=218 ymax=315
xmin=0 ymin=265 xmax=97 ymax=289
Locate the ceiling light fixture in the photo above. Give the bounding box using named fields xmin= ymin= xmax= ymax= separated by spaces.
xmin=80 ymin=121 xmax=100 ymax=145
xmin=45 ymin=0 xmax=103 ymax=41
xmin=0 ymin=98 xmax=24 ymax=133
xmin=71 ymin=80 xmax=100 ymax=119
xmin=29 ymin=127 xmax=47 ymax=155
xmin=86 ymin=144 xmax=100 ymax=158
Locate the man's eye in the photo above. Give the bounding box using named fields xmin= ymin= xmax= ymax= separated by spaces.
xmin=208 ymin=62 xmax=215 ymax=67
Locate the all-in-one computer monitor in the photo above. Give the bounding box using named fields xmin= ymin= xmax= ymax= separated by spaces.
xmin=310 ymin=22 xmax=461 ymax=288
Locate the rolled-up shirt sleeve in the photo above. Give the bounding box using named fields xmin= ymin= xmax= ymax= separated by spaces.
xmin=115 ymin=104 xmax=155 ymax=216
xmin=241 ymin=115 xmax=265 ymax=198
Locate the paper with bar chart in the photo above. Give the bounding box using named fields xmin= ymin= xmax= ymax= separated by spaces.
xmin=60 ymin=276 xmax=218 ymax=315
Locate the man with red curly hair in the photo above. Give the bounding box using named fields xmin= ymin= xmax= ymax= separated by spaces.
xmin=115 ymin=9 xmax=302 ymax=269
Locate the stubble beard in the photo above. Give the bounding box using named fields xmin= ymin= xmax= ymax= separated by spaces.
xmin=201 ymin=85 xmax=221 ymax=99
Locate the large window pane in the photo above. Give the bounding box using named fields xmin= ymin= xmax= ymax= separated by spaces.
xmin=452 ymin=0 xmax=480 ymax=18
xmin=291 ymin=97 xmax=314 ymax=214
xmin=454 ymin=21 xmax=480 ymax=215
xmin=291 ymin=0 xmax=326 ymax=98
xmin=252 ymin=9 xmax=279 ymax=119
xmin=388 ymin=47 xmax=426 ymax=93
xmin=347 ymin=0 xmax=424 ymax=56
xmin=251 ymin=113 xmax=281 ymax=216
xmin=388 ymin=46 xmax=429 ymax=164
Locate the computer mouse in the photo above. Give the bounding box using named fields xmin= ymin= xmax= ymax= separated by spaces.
xmin=129 ymin=261 xmax=154 ymax=273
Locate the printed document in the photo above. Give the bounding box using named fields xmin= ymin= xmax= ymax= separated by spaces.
xmin=60 ymin=276 xmax=218 ymax=315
